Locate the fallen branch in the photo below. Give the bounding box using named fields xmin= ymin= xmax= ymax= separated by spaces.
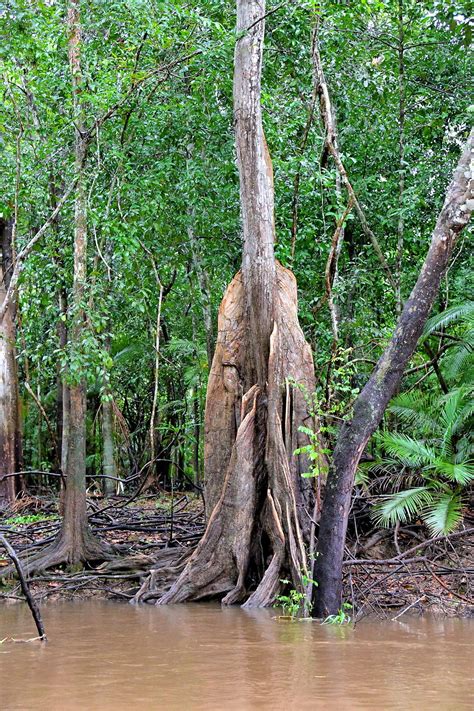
xmin=343 ymin=527 xmax=474 ymax=566
xmin=0 ymin=535 xmax=47 ymax=641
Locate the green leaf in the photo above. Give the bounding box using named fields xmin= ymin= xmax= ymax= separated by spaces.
xmin=422 ymin=493 xmax=463 ymax=535
xmin=372 ymin=487 xmax=433 ymax=528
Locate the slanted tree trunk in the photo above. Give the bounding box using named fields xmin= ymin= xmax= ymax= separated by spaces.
xmin=0 ymin=218 xmax=22 ymax=507
xmin=143 ymin=0 xmax=322 ymax=608
xmin=313 ymin=131 xmax=473 ymax=617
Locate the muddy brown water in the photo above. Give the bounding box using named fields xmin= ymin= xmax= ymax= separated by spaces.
xmin=0 ymin=601 xmax=472 ymax=710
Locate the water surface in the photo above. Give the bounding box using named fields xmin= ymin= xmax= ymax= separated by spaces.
xmin=1 ymin=601 xmax=472 ymax=710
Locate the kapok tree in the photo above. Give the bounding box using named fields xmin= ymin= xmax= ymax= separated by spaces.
xmin=153 ymin=0 xmax=322 ymax=607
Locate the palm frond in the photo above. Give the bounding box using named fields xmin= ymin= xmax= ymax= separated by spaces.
xmin=422 ymin=492 xmax=463 ymax=535
xmin=423 ymin=301 xmax=474 ymax=338
xmin=388 ymin=391 xmax=439 ymax=434
xmin=443 ymin=335 xmax=474 ymax=384
xmin=379 ymin=432 xmax=437 ymax=467
xmin=372 ymin=486 xmax=433 ymax=528
xmin=433 ymin=458 xmax=474 ymax=485
xmin=438 ymin=388 xmax=473 ymax=456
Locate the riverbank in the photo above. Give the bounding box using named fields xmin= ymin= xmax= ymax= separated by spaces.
xmin=1 ymin=493 xmax=472 ymax=619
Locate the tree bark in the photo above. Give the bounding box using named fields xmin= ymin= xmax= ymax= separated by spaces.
xmin=395 ymin=0 xmax=406 ymax=315
xmin=137 ymin=0 xmax=323 ymax=608
xmin=101 ymin=396 xmax=117 ymax=496
xmin=0 ymin=219 xmax=22 ymax=507
xmin=313 ymin=131 xmax=473 ymax=617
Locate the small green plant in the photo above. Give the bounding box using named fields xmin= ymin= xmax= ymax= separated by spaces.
xmin=322 ymin=602 xmax=352 ymax=625
xmin=5 ymin=514 xmax=57 ymax=526
xmin=289 ymin=379 xmax=331 ymax=480
xmin=275 ymin=581 xmax=306 ymax=618
xmin=274 ymin=572 xmax=317 ymax=619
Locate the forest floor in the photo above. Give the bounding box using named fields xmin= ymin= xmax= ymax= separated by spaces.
xmin=0 ymin=491 xmax=472 ymax=620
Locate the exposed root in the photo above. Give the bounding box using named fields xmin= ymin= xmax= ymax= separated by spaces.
xmin=137 ymin=263 xmax=322 ymax=607
xmin=132 ymin=548 xmax=194 ymax=603
xmin=1 ymin=528 xmax=113 ymax=579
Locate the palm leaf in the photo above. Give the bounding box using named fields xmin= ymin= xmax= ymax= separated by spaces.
xmin=422 ymin=492 xmax=463 ymax=535
xmin=379 ymin=432 xmax=437 ymax=467
xmin=422 ymin=301 xmax=474 ymax=338
xmin=433 ymin=458 xmax=474 ymax=485
xmin=443 ymin=333 xmax=474 ymax=384
xmin=388 ymin=391 xmax=439 ymax=434
xmin=372 ymin=486 xmax=433 ymax=528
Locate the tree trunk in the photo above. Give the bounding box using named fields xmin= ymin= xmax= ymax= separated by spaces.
xmin=395 ymin=0 xmax=406 ymax=315
xmin=142 ymin=0 xmax=322 ymax=608
xmin=12 ymin=0 xmax=111 ymax=571
xmin=0 ymin=219 xmax=22 ymax=507
xmin=313 ymin=131 xmax=473 ymax=617
xmin=102 ymin=396 xmax=117 ymax=496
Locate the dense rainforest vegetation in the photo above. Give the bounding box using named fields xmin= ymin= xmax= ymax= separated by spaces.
xmin=0 ymin=0 xmax=472 ymax=618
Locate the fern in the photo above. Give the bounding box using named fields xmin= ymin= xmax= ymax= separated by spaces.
xmin=388 ymin=391 xmax=439 ymax=434
xmin=378 ymin=432 xmax=437 ymax=467
xmin=432 ymin=459 xmax=474 ymax=485
xmin=370 ymin=379 xmax=472 ymax=533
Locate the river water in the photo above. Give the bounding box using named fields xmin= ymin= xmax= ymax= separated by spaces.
xmin=0 ymin=601 xmax=472 ymax=710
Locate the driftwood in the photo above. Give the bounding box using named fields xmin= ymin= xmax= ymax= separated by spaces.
xmin=0 ymin=535 xmax=47 ymax=640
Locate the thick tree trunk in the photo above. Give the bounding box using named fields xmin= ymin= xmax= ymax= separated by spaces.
xmin=313 ymin=132 xmax=473 ymax=617
xmin=137 ymin=0 xmax=322 ymax=608
xmin=0 ymin=219 xmax=22 ymax=507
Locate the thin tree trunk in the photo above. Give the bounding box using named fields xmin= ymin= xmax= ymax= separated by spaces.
xmin=313 ymin=132 xmax=473 ymax=617
xmin=0 ymin=219 xmax=21 ymax=506
xmin=312 ymin=20 xmax=397 ymax=293
xmin=15 ymin=0 xmax=111 ymax=569
xmin=188 ymin=219 xmax=214 ymax=367
xmin=185 ymin=145 xmax=215 ymax=366
xmin=101 ymin=396 xmax=116 ymax=496
xmin=395 ymin=0 xmax=406 ymax=315
xmin=57 ymin=287 xmax=70 ymax=510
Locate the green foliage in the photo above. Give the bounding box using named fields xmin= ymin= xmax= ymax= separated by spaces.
xmin=275 ymin=582 xmax=307 ymax=619
xmin=323 ymin=603 xmax=353 ymax=625
xmin=274 ymin=572 xmax=316 ymax=619
xmin=371 ymin=386 xmax=473 ymax=535
xmin=0 ymin=0 xmax=471 ymax=496
xmin=5 ymin=514 xmax=58 ymax=526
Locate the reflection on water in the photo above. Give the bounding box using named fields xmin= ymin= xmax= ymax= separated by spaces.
xmin=0 ymin=601 xmax=472 ymax=710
